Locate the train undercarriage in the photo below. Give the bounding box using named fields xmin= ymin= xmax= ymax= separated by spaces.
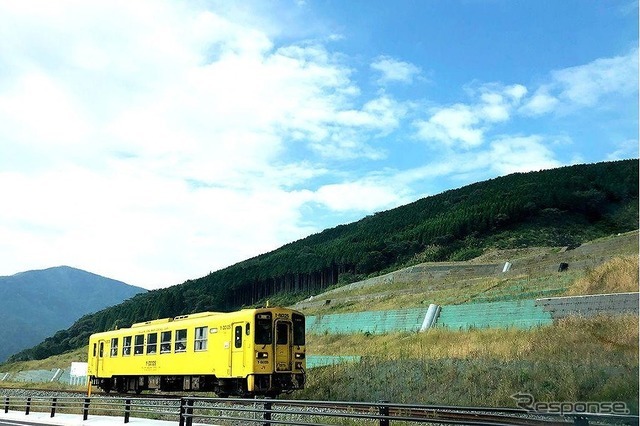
xmin=91 ymin=372 xmax=305 ymax=397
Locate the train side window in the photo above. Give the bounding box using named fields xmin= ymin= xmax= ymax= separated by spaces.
xmin=234 ymin=325 xmax=242 ymax=348
xmin=99 ymin=342 xmax=104 ymax=358
xmin=123 ymin=336 xmax=132 ymax=356
xmin=93 ymin=343 xmax=97 ymax=357
xmin=134 ymin=334 xmax=144 ymax=355
xmin=293 ymin=313 xmax=305 ymax=346
xmin=146 ymin=333 xmax=157 ymax=354
xmin=160 ymin=331 xmax=171 ymax=354
xmin=110 ymin=338 xmax=119 ymax=357
xmin=245 ymin=323 xmax=250 ymax=335
xmin=175 ymin=329 xmax=187 ymax=352
xmin=194 ymin=326 xmax=208 ymax=351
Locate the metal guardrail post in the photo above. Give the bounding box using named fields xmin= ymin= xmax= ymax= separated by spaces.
xmin=263 ymin=398 xmax=273 ymax=426
xmin=3 ymin=396 xmax=8 ymax=414
xmin=185 ymin=398 xmax=194 ymax=426
xmin=25 ymin=397 xmax=31 ymax=415
xmin=50 ymin=397 xmax=57 ymax=417
xmin=378 ymin=400 xmax=389 ymax=426
xmin=179 ymin=398 xmax=186 ymax=426
xmin=124 ymin=398 xmax=131 ymax=423
xmin=83 ymin=398 xmax=90 ymax=421
xmin=573 ymin=416 xmax=589 ymax=426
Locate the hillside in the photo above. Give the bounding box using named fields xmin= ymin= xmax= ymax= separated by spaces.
xmin=0 ymin=266 xmax=146 ymax=362
xmin=294 ymin=235 xmax=639 ymax=411
xmin=7 ymin=159 xmax=638 ymax=363
xmin=1 ymin=233 xmax=637 ymax=411
xmin=292 ymin=230 xmax=639 ymax=315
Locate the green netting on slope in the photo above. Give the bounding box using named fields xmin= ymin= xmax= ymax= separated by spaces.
xmin=9 ymin=369 xmax=59 ymax=383
xmin=305 ymin=300 xmax=552 ymax=335
xmin=306 ymin=307 xmax=429 ymax=335
xmin=437 ymin=299 xmax=552 ymax=330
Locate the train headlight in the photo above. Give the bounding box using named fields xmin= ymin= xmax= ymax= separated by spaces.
xmin=256 ymin=352 xmax=269 ymax=359
xmin=294 ymin=352 xmax=305 ymax=359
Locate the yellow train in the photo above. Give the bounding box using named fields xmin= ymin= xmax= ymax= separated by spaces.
xmin=87 ymin=307 xmax=306 ymax=396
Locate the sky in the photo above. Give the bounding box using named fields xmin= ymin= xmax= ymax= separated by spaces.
xmin=0 ymin=0 xmax=637 ymax=290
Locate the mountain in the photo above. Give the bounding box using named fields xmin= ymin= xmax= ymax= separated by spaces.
xmin=7 ymin=159 xmax=639 ymax=363
xmin=0 ymin=266 xmax=146 ymax=362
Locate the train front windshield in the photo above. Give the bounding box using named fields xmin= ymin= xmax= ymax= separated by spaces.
xmin=255 ymin=313 xmax=273 ymax=344
xmin=255 ymin=311 xmax=304 ymax=346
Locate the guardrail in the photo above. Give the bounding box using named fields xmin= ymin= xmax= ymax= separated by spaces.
xmin=3 ymin=395 xmax=180 ymax=423
xmin=2 ymin=394 xmax=638 ymax=425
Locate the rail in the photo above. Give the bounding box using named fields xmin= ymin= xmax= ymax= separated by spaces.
xmin=1 ymin=394 xmax=638 ymax=425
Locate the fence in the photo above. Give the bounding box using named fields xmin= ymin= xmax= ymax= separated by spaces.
xmin=2 ymin=394 xmax=638 ymax=425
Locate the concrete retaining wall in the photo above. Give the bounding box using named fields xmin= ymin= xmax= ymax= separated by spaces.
xmin=536 ymin=292 xmax=639 ymax=319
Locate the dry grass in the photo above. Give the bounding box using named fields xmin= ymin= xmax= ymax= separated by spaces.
xmin=0 ymin=347 xmax=87 ymax=373
xmin=298 ymin=232 xmax=639 ymax=316
xmin=566 ymin=255 xmax=639 ymax=295
xmin=301 ymin=272 xmax=578 ymax=316
xmin=301 ymin=316 xmax=639 ymax=410
xmin=308 ymin=315 xmax=639 ymax=365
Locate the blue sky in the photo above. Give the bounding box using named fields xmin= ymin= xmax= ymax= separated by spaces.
xmin=0 ymin=0 xmax=637 ymax=289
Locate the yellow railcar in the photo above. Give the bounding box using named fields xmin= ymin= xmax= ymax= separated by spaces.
xmin=87 ymin=307 xmax=306 ymax=396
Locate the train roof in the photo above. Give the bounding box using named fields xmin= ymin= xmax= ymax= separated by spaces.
xmin=131 ymin=311 xmax=222 ymax=328
xmin=89 ymin=307 xmax=303 ymax=339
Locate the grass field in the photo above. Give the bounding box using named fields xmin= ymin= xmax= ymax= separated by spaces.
xmin=299 ymin=315 xmax=639 ymax=412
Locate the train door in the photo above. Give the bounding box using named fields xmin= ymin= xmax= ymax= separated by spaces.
xmin=230 ymin=322 xmax=245 ymax=376
xmin=274 ymin=320 xmax=292 ymax=371
xmin=95 ymin=339 xmax=107 ymax=377
xmin=90 ymin=342 xmax=98 ymax=378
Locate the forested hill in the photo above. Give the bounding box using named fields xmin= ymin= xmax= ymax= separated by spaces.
xmin=7 ymin=159 xmax=639 ymax=362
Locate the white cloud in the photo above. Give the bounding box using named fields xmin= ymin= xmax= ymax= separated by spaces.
xmin=484 ymin=136 xmax=562 ymax=174
xmin=417 ymin=50 xmax=637 ymax=150
xmin=415 ymin=104 xmax=484 ymax=148
xmin=521 ymin=48 xmax=638 ymax=115
xmin=371 ymin=56 xmax=421 ymax=85
xmin=606 ymin=139 xmax=639 ymax=161
xmin=313 ymin=180 xmax=409 ymax=212
xmin=393 ymin=134 xmax=561 ymax=191
xmin=520 ymin=87 xmax=559 ymax=116
xmin=552 ymin=48 xmax=638 ymax=107
xmin=414 ymin=84 xmax=527 ymax=148
xmin=0 ymin=0 xmax=415 ymax=288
